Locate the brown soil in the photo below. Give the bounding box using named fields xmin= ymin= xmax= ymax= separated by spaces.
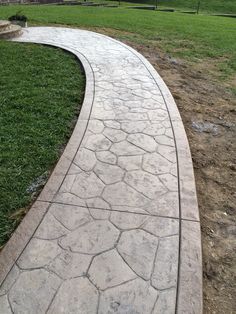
xmin=142 ymin=46 xmax=236 ymax=314
xmin=90 ymin=28 xmax=236 ymax=314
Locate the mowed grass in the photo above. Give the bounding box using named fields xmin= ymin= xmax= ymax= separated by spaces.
xmin=0 ymin=42 xmax=84 ymax=246
xmin=0 ymin=5 xmax=235 ymax=79
xmin=158 ymin=0 xmax=236 ymax=13
xmin=126 ymin=0 xmax=236 ymax=14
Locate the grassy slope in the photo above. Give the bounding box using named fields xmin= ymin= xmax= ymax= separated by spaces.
xmin=1 ymin=5 xmax=235 ymax=78
xmin=0 ymin=42 xmax=84 ymax=246
xmin=157 ymin=0 xmax=236 ymax=13
xmin=124 ymin=0 xmax=236 ymax=14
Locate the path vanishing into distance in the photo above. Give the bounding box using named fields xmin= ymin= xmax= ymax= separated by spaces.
xmin=0 ymin=27 xmax=202 ymax=314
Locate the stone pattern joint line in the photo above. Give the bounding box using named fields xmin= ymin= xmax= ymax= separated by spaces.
xmin=0 ymin=27 xmax=202 ymax=314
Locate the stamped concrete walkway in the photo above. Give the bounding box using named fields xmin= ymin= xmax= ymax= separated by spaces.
xmin=0 ymin=27 xmax=202 ymax=314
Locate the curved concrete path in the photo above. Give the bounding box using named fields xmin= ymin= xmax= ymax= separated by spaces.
xmin=0 ymin=27 xmax=202 ymax=314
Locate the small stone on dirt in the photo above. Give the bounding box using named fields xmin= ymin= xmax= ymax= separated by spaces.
xmin=192 ymin=121 xmax=219 ymax=135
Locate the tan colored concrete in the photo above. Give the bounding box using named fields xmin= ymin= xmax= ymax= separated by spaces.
xmin=0 ymin=27 xmax=202 ymax=313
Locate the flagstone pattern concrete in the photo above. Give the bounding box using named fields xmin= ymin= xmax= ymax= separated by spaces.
xmin=0 ymin=28 xmax=202 ymax=314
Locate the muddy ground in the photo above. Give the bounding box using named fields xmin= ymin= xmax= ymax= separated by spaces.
xmin=91 ymin=28 xmax=236 ymax=314
xmin=131 ymin=42 xmax=236 ymax=314
xmin=146 ymin=46 xmax=236 ymax=314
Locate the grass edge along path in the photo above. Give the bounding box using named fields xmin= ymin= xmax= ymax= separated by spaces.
xmin=0 ymin=5 xmax=235 ymax=83
xmin=0 ymin=41 xmax=85 ymax=247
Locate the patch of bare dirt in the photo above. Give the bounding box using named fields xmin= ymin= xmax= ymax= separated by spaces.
xmin=91 ymin=28 xmax=236 ymax=314
xmin=150 ymin=52 xmax=236 ymax=314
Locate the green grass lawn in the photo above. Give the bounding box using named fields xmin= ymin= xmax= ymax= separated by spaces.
xmin=0 ymin=42 xmax=84 ymax=247
xmin=66 ymin=0 xmax=236 ymax=14
xmin=124 ymin=0 xmax=236 ymax=14
xmin=159 ymin=0 xmax=236 ymax=14
xmin=1 ymin=5 xmax=235 ymax=80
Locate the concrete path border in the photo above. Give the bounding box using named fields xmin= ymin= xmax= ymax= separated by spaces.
xmin=0 ymin=27 xmax=202 ymax=314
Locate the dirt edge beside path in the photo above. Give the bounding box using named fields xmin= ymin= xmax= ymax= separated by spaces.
xmin=93 ymin=28 xmax=236 ymax=314
xmin=130 ymin=39 xmax=236 ymax=314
